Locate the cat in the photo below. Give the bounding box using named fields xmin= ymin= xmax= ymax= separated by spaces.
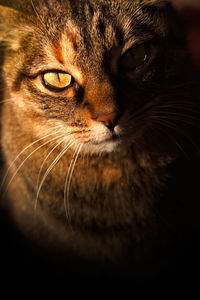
xmin=0 ymin=0 xmax=200 ymax=281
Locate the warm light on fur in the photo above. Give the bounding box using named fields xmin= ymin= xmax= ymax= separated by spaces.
xmin=0 ymin=0 xmax=200 ymax=281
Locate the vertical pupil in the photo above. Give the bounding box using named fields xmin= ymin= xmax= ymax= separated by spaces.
xmin=57 ymin=73 xmax=60 ymax=82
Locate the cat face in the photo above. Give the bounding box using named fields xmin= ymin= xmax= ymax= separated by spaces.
xmin=0 ymin=0 xmax=196 ymax=155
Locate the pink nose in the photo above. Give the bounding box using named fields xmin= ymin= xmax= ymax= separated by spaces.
xmin=94 ymin=111 xmax=120 ymax=130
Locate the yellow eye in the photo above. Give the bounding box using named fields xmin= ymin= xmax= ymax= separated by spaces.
xmin=43 ymin=72 xmax=73 ymax=90
xmin=120 ymin=45 xmax=149 ymax=70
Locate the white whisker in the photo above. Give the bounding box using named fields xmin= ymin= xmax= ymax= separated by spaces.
xmin=34 ymin=138 xmax=81 ymax=213
xmin=0 ymin=129 xmax=63 ymax=192
xmin=151 ymin=119 xmax=190 ymax=159
xmin=64 ymin=143 xmax=83 ymax=225
xmin=30 ymin=0 xmax=46 ymax=28
xmin=36 ymin=134 xmax=69 ymax=189
xmin=0 ymin=99 xmax=15 ymax=105
xmin=2 ymin=133 xmax=64 ymax=196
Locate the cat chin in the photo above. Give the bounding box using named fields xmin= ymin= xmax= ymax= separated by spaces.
xmin=82 ymin=139 xmax=124 ymax=155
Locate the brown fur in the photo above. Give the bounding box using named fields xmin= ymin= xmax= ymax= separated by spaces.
xmin=0 ymin=0 xmax=200 ymax=280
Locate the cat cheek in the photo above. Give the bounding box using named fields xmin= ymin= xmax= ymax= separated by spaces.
xmin=142 ymin=71 xmax=154 ymax=82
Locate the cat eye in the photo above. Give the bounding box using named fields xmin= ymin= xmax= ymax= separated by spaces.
xmin=120 ymin=44 xmax=149 ymax=71
xmin=42 ymin=71 xmax=73 ymax=91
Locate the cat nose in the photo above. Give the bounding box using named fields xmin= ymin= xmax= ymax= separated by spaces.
xmin=94 ymin=111 xmax=120 ymax=131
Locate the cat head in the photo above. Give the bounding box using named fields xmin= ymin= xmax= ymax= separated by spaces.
xmin=0 ymin=0 xmax=197 ymax=155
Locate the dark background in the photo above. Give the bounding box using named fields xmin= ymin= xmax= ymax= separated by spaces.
xmin=0 ymin=0 xmax=200 ymax=287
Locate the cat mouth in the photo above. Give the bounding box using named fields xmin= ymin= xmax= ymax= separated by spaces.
xmin=86 ymin=135 xmax=123 ymax=153
xmin=82 ymin=130 xmax=126 ymax=153
xmin=94 ymin=133 xmax=121 ymax=145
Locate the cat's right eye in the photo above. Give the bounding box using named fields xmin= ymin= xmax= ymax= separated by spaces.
xmin=42 ymin=71 xmax=73 ymax=91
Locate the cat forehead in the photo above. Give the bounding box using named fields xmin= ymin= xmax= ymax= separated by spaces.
xmin=23 ymin=0 xmax=170 ymax=77
xmin=32 ymin=0 xmax=167 ymax=16
xmin=41 ymin=0 xmax=169 ymax=47
xmin=41 ymin=7 xmax=131 ymax=74
xmin=43 ymin=2 xmax=167 ymax=66
xmin=45 ymin=22 xmax=122 ymax=76
xmin=8 ymin=0 xmax=172 ymax=78
xmin=51 ymin=19 xmax=124 ymax=57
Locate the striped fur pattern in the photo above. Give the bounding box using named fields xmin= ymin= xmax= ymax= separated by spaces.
xmin=0 ymin=0 xmax=200 ymax=279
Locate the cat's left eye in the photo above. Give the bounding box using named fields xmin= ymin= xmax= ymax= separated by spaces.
xmin=120 ymin=44 xmax=150 ymax=71
xmin=42 ymin=71 xmax=73 ymax=91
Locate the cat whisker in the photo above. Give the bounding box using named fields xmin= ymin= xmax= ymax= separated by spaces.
xmin=1 ymin=132 xmax=64 ymax=196
xmin=0 ymin=128 xmax=63 ymax=193
xmin=64 ymin=143 xmax=83 ymax=226
xmin=34 ymin=138 xmax=81 ymax=214
xmin=0 ymin=99 xmax=15 ymax=105
xmin=151 ymin=119 xmax=194 ymax=159
xmin=30 ymin=0 xmax=46 ymax=28
xmin=129 ymin=98 xmax=200 ymax=124
xmin=128 ymin=102 xmax=155 ymax=122
xmin=36 ymin=129 xmax=87 ymax=188
xmin=36 ymin=134 xmax=70 ymax=189
xmin=166 ymin=135 xmax=189 ymax=159
xmin=150 ymin=114 xmax=199 ymax=126
xmin=157 ymin=102 xmax=200 ymax=110
xmin=150 ymin=117 xmax=186 ymax=132
xmin=41 ymin=124 xmax=63 ymax=135
xmin=153 ymin=111 xmax=199 ymax=120
xmin=151 ymin=115 xmax=195 ymax=129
